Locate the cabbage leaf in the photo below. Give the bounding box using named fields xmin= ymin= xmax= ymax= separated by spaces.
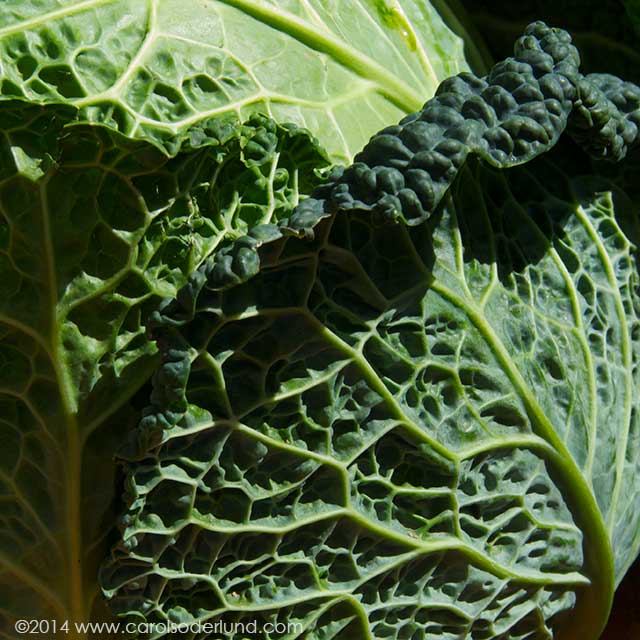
xmin=0 ymin=0 xmax=475 ymax=162
xmin=0 ymin=105 xmax=328 ymax=631
xmin=103 ymin=144 xmax=640 ymax=640
xmin=102 ymin=22 xmax=640 ymax=640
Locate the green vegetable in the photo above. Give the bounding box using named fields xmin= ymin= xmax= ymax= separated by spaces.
xmin=0 ymin=106 xmax=328 ymax=630
xmin=1 ymin=1 xmax=640 ymax=638
xmin=0 ymin=0 xmax=474 ymax=163
xmin=455 ymin=0 xmax=640 ymax=84
xmin=286 ymin=21 xmax=640 ymax=231
xmin=0 ymin=2 xmax=475 ymax=636
xmin=102 ymin=22 xmax=640 ymax=640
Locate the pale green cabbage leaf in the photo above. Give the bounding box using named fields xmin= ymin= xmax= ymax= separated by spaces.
xmin=98 ymin=17 xmax=640 ymax=640
xmin=0 ymin=0 xmax=476 ymax=162
xmin=2 ymin=4 xmax=640 ymax=639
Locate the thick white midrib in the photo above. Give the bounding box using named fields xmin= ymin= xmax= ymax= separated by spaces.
xmin=39 ymin=179 xmax=86 ymax=639
xmin=213 ymin=0 xmax=423 ymax=114
xmin=0 ymin=0 xmax=426 ymax=129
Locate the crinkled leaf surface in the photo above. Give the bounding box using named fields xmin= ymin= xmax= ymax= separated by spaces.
xmin=103 ymin=144 xmax=640 ymax=638
xmin=0 ymin=0 xmax=476 ymax=163
xmin=0 ymin=104 xmax=328 ymax=636
xmin=457 ymin=0 xmax=640 ymax=84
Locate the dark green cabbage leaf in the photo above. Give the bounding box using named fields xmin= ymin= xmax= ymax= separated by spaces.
xmin=0 ymin=104 xmax=328 ymax=632
xmin=102 ymin=22 xmax=640 ymax=640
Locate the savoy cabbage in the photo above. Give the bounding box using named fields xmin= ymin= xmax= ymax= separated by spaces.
xmin=0 ymin=0 xmax=478 ymax=163
xmin=0 ymin=1 xmax=471 ymax=636
xmin=102 ymin=19 xmax=640 ymax=640
xmin=0 ymin=2 xmax=639 ymax=640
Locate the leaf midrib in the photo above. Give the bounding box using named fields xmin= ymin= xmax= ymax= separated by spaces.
xmin=430 ymin=278 xmax=614 ymax=634
xmin=7 ymin=0 xmax=426 ymax=121
xmin=39 ymin=176 xmax=86 ymax=637
xmin=213 ymin=0 xmax=424 ymax=114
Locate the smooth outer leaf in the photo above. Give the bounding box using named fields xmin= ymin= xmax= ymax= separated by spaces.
xmin=0 ymin=105 xmax=329 ymax=638
xmin=103 ymin=144 xmax=640 ymax=639
xmin=0 ymin=0 xmax=476 ymax=163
